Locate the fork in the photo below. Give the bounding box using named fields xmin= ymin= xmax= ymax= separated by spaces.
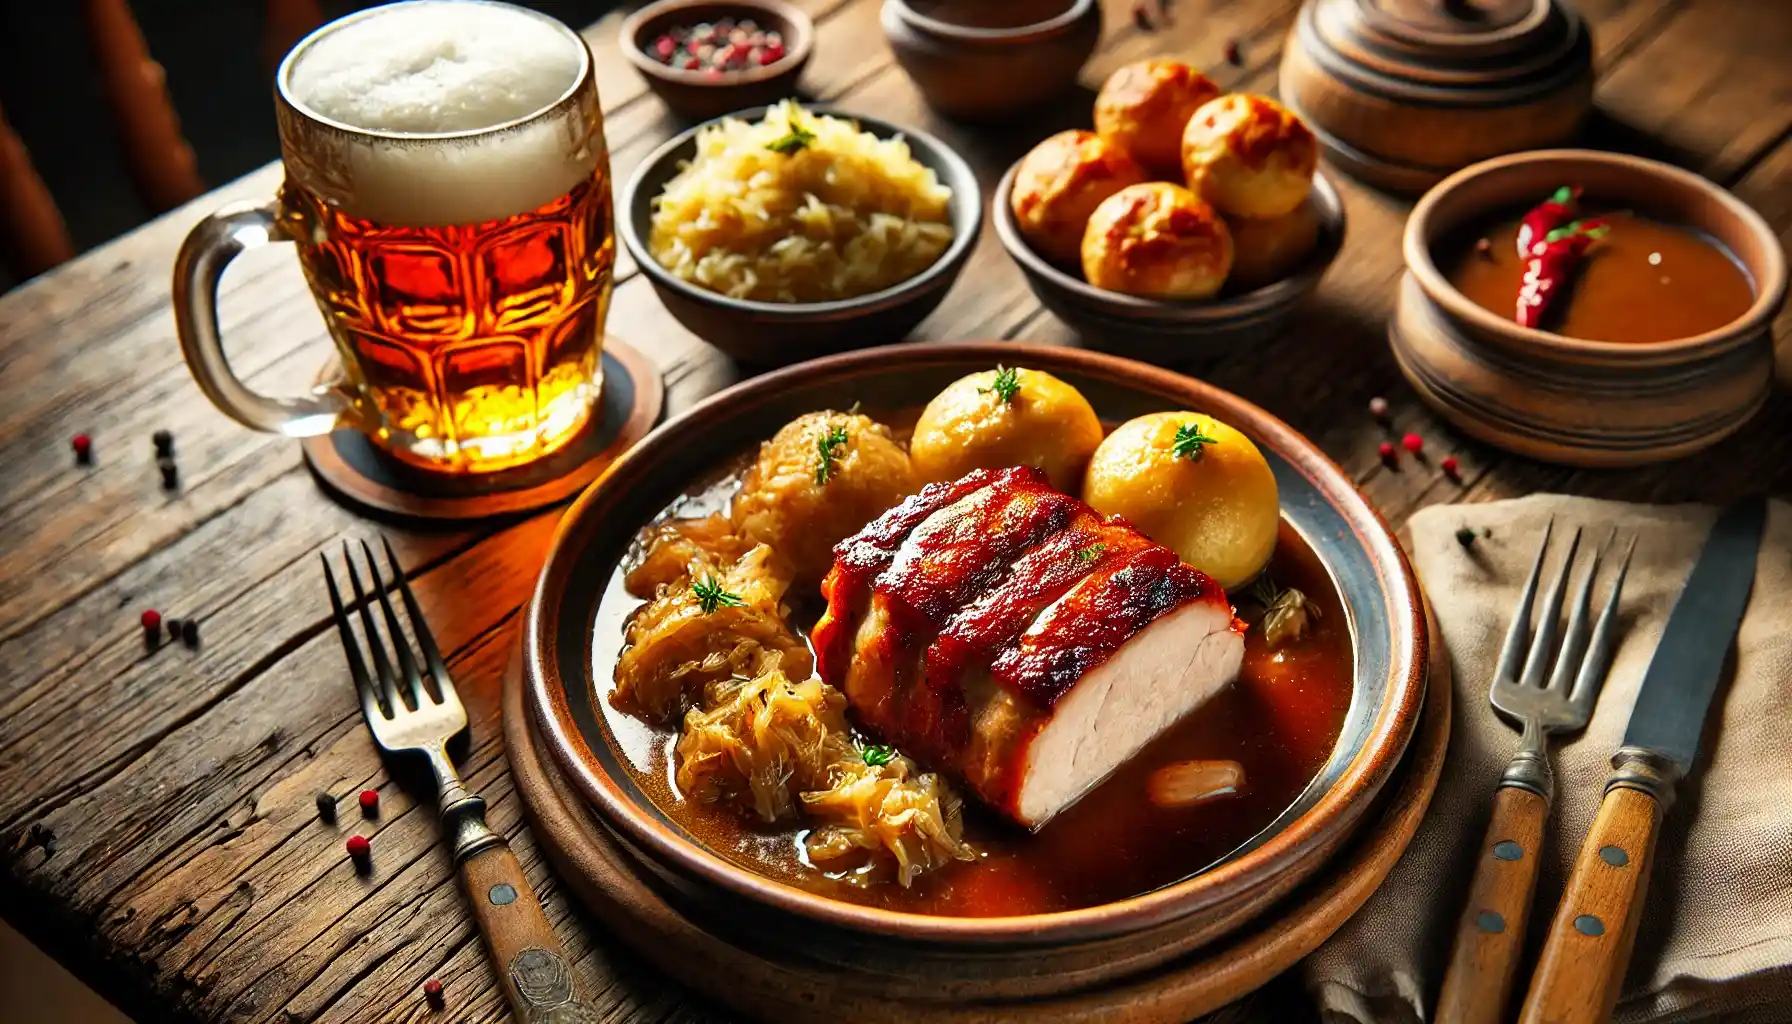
xmin=1434 ymin=522 xmax=1635 ymax=1024
xmin=323 ymin=538 xmax=601 ymax=1022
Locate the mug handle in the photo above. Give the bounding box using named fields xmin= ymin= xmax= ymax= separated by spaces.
xmin=172 ymin=198 xmax=352 ymax=436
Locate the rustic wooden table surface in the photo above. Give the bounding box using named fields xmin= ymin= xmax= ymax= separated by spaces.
xmin=3 ymin=1 xmax=1790 ymax=1021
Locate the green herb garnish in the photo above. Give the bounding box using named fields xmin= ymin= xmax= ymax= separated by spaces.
xmin=860 ymin=744 xmax=896 ymax=767
xmin=1543 ymin=218 xmax=1610 ymax=244
xmin=1171 ymin=421 xmax=1220 ymax=460
xmin=813 ymin=424 xmax=850 ymax=485
xmin=764 ymin=123 xmax=816 ymax=155
xmin=977 ymin=365 xmax=1021 ymax=404
xmin=691 ymin=575 xmax=745 ymax=614
xmin=1074 ymin=542 xmax=1107 ymax=563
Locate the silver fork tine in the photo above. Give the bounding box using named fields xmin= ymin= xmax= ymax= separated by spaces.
xmin=360 ymin=539 xmax=428 ymax=711
xmin=322 ymin=554 xmax=387 ymax=724
xmin=1546 ymin=531 xmax=1608 ymax=693
xmin=342 ymin=540 xmax=404 ymax=718
xmin=1519 ymin=526 xmax=1582 ymax=688
xmin=1572 ymin=534 xmax=1636 ymax=715
xmin=1495 ymin=519 xmax=1553 ymax=684
xmin=383 ymin=536 xmax=455 ymax=706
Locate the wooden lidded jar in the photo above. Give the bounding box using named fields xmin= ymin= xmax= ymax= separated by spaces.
xmin=1280 ymin=0 xmax=1594 ymax=194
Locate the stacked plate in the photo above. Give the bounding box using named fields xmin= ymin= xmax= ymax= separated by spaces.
xmin=514 ymin=343 xmax=1443 ymax=1020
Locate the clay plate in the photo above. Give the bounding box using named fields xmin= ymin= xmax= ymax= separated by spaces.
xmin=522 ymin=343 xmax=1427 ymax=981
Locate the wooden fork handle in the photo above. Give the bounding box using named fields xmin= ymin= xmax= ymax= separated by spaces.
xmin=1520 ymin=771 xmax=1668 ymax=1024
xmin=461 ymin=839 xmax=603 ymax=1022
xmin=1436 ymin=785 xmax=1550 ymax=1024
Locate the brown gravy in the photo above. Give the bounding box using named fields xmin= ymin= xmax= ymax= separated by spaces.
xmin=1441 ymin=208 xmax=1754 ymax=343
xmin=592 ymin=476 xmax=1354 ymax=917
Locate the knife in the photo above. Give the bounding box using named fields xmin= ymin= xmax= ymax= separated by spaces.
xmin=1519 ymin=497 xmax=1766 ymax=1024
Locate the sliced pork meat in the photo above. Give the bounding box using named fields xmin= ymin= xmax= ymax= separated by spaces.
xmin=812 ymin=466 xmax=1245 ymax=829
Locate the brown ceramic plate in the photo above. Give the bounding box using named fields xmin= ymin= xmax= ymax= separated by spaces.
xmin=523 ymin=342 xmax=1426 ymax=955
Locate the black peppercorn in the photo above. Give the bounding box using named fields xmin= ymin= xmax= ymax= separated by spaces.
xmin=165 ymin=617 xmax=183 ymax=641
xmin=315 ymin=791 xmax=337 ymax=824
xmin=152 ymin=429 xmax=174 ymax=456
xmin=1456 ymin=526 xmax=1478 ymax=548
xmin=181 ymin=618 xmax=199 ymax=648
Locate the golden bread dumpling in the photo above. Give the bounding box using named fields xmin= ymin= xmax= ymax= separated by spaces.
xmin=1081 ymin=412 xmax=1278 ymax=590
xmin=1225 ymin=199 xmax=1320 ymax=291
xmin=732 ymin=411 xmax=917 ymax=587
xmin=1080 ymin=183 xmax=1233 ymax=299
xmin=910 ymin=367 xmax=1103 ymax=492
xmin=1094 ymin=59 xmax=1222 ymax=177
xmin=1180 ymin=94 xmax=1317 ymax=219
xmin=1010 ymin=130 xmax=1149 ymax=265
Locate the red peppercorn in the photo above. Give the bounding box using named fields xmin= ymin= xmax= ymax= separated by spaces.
xmin=72 ymin=433 xmax=93 ymax=463
xmin=1377 ymin=441 xmax=1396 ymax=462
xmin=761 ymin=41 xmax=785 ymax=63
xmin=423 ymin=978 xmax=445 ymax=1009
xmin=141 ymin=609 xmax=162 ymax=632
xmin=653 ymin=34 xmax=675 ymax=60
xmin=359 ymin=789 xmax=379 ymax=815
xmin=1402 ymin=432 xmax=1424 ymax=454
xmin=346 ymin=834 xmax=371 ymax=862
xmin=1440 ymin=456 xmax=1461 ymax=477
xmin=1224 ymin=39 xmax=1243 ymax=65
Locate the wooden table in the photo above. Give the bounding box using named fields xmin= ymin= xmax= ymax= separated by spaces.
xmin=3 ymin=1 xmax=1789 ymax=1021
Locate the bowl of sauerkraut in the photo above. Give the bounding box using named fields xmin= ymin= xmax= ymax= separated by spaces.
xmin=620 ymin=101 xmax=981 ymax=364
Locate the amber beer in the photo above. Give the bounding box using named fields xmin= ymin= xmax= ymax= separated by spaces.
xmin=175 ymin=1 xmax=613 ymax=473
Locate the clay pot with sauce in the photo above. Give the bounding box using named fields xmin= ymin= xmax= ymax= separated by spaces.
xmin=881 ymin=0 xmax=1103 ymax=121
xmin=1392 ymin=150 xmax=1789 ymax=467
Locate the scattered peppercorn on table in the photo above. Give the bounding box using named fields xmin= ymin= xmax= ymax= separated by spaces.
xmin=2 ymin=2 xmax=1790 ymax=1022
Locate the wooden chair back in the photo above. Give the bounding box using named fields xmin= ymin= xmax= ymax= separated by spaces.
xmin=0 ymin=0 xmax=325 ymax=281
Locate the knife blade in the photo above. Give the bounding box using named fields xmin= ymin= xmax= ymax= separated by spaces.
xmin=1520 ymin=496 xmax=1767 ymax=1024
xmin=1620 ymin=495 xmax=1765 ymax=774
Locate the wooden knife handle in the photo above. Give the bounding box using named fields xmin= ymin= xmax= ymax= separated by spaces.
xmin=1519 ymin=784 xmax=1665 ymax=1024
xmin=1436 ymin=785 xmax=1550 ymax=1024
xmin=461 ymin=840 xmax=602 ymax=1022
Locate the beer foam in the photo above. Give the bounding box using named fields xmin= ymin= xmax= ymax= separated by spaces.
xmin=289 ymin=2 xmax=581 ymax=134
xmin=283 ymin=2 xmax=597 ymax=227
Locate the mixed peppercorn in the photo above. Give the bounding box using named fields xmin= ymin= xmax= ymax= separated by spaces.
xmin=646 ymin=17 xmax=787 ymax=75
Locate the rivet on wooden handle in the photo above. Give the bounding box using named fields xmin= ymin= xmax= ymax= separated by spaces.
xmin=1436 ymin=785 xmax=1550 ymax=1024
xmin=462 ymin=841 xmax=605 ymax=1022
xmin=1519 ymin=785 xmax=1664 ymax=1024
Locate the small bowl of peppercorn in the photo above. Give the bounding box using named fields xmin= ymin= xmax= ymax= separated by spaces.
xmin=622 ymin=0 xmax=815 ymax=121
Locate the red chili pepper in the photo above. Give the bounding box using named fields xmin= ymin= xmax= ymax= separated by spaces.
xmin=1515 ymin=185 xmax=1581 ymax=258
xmin=1515 ymin=219 xmax=1607 ymax=330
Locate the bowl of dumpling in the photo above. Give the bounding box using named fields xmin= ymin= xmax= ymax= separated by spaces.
xmin=993 ymin=60 xmax=1346 ymax=361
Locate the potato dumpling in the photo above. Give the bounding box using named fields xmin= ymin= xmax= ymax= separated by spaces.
xmin=1094 ymin=59 xmax=1221 ymax=177
xmin=1080 ymin=182 xmax=1233 ymax=299
xmin=910 ymin=367 xmax=1103 ymax=492
xmin=1010 ymin=130 xmax=1149 ymax=265
xmin=1081 ymin=412 xmax=1278 ymax=590
xmin=732 ymin=410 xmax=917 ymax=587
xmin=1225 ymin=199 xmax=1320 ymax=291
xmin=1180 ymin=94 xmax=1317 ymax=220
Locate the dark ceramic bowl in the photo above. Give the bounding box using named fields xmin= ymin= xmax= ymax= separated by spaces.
xmin=523 ymin=343 xmax=1428 ymax=981
xmin=992 ymin=163 xmax=1347 ymax=362
xmin=619 ymin=105 xmax=982 ymax=366
xmin=620 ymin=0 xmax=814 ymax=121
xmin=881 ymin=0 xmax=1102 ymax=121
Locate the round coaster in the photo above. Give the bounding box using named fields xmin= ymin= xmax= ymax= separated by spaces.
xmin=301 ymin=336 xmax=663 ymax=521
xmin=501 ymin=612 xmax=1452 ymax=1023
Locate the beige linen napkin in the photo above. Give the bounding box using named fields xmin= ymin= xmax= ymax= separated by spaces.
xmin=1305 ymin=495 xmax=1792 ymax=1024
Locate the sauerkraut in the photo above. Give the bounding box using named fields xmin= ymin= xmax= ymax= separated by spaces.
xmin=648 ymin=101 xmax=954 ymax=303
xmin=612 ymin=545 xmax=813 ymax=722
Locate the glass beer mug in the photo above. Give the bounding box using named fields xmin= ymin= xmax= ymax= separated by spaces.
xmin=174 ymin=0 xmax=614 ymax=473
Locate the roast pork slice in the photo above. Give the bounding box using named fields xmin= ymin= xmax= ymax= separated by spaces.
xmin=813 ymin=467 xmax=1245 ymax=829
